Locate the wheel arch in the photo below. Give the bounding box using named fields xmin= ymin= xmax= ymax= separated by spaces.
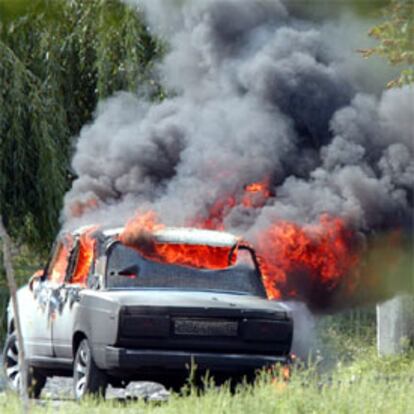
xmin=72 ymin=331 xmax=88 ymax=357
xmin=8 ymin=318 xmax=15 ymax=334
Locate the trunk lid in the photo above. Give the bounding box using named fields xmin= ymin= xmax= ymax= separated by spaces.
xmin=106 ymin=290 xmax=293 ymax=356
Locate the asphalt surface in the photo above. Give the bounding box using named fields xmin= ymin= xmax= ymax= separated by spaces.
xmin=43 ymin=377 xmax=169 ymax=401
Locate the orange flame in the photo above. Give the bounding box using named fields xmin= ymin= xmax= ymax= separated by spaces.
xmin=242 ymin=180 xmax=271 ymax=208
xmin=117 ymin=180 xmax=360 ymax=309
xmin=192 ymin=179 xmax=360 ymax=308
xmin=70 ymin=198 xmax=99 ymax=218
xmin=154 ymin=243 xmax=233 ymax=269
xmin=71 ymin=227 xmax=98 ymax=285
xmin=195 ymin=196 xmax=236 ymax=230
xmin=120 ymin=211 xmax=233 ymax=269
xmin=50 ymin=235 xmax=73 ymax=284
xmin=191 ymin=180 xmax=360 ymax=305
xmin=195 ymin=178 xmax=271 ymax=229
xmin=254 ymin=215 xmax=359 ymax=308
xmin=119 ymin=210 xmax=165 ymax=254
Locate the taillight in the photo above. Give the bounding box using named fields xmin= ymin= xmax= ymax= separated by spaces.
xmin=240 ymin=318 xmax=292 ymax=342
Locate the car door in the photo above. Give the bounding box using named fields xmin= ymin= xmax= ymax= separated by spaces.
xmin=52 ymin=233 xmax=96 ymax=359
xmin=17 ymin=274 xmax=53 ymax=358
xmin=20 ymin=236 xmax=73 ymax=358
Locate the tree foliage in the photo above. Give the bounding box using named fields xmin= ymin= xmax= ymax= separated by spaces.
xmin=360 ymin=0 xmax=414 ymax=88
xmin=286 ymin=0 xmax=390 ymax=20
xmin=0 ymin=0 xmax=161 ymax=251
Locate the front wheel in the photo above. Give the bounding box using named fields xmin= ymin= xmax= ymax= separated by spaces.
xmin=2 ymin=333 xmax=46 ymax=398
xmin=73 ymin=338 xmax=107 ymax=400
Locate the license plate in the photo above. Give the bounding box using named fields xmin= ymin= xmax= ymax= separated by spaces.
xmin=174 ymin=318 xmax=238 ymax=337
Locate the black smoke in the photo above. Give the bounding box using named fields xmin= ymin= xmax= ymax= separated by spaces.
xmin=64 ymin=0 xmax=413 ymax=234
xmin=63 ymin=0 xmax=413 ymax=310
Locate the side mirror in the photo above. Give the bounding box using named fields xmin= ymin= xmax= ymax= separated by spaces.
xmin=29 ymin=270 xmax=43 ymax=292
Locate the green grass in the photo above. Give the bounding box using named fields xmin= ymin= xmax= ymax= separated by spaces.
xmin=2 ymin=350 xmax=414 ymax=413
xmin=2 ymin=355 xmax=414 ymax=414
xmin=2 ymin=318 xmax=414 ymax=414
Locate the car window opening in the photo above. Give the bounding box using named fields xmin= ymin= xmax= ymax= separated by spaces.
xmin=70 ymin=233 xmax=96 ymax=285
xmin=47 ymin=236 xmax=73 ymax=284
xmin=106 ymin=242 xmax=266 ymax=297
xmin=121 ymin=239 xmax=237 ymax=270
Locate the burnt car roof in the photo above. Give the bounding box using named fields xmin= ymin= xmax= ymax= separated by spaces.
xmin=70 ymin=225 xmax=240 ymax=248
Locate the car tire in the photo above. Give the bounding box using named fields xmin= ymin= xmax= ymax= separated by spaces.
xmin=73 ymin=338 xmax=107 ymax=400
xmin=2 ymin=333 xmax=46 ymax=399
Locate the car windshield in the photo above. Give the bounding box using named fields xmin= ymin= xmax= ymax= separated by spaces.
xmin=105 ymin=242 xmax=266 ymax=297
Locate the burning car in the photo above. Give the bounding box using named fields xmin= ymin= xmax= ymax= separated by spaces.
xmin=2 ymin=225 xmax=293 ymax=399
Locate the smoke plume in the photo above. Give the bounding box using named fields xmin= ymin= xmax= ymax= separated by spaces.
xmin=63 ymin=0 xmax=413 ymax=309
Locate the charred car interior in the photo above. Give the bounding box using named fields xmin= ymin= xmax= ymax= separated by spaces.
xmin=3 ymin=226 xmax=293 ymax=399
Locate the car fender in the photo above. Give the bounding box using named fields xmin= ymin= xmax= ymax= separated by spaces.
xmin=73 ymin=291 xmax=121 ymax=369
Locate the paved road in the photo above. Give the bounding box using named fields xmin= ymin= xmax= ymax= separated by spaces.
xmin=0 ymin=360 xmax=169 ymax=401
xmin=43 ymin=377 xmax=169 ymax=401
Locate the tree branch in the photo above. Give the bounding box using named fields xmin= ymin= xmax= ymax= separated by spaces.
xmin=0 ymin=216 xmax=29 ymax=411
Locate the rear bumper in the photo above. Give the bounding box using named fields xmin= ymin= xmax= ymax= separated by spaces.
xmin=105 ymin=346 xmax=289 ymax=372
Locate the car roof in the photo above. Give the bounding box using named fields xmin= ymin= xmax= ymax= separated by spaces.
xmin=71 ymin=225 xmax=240 ymax=248
xmin=107 ymin=226 xmax=239 ymax=248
